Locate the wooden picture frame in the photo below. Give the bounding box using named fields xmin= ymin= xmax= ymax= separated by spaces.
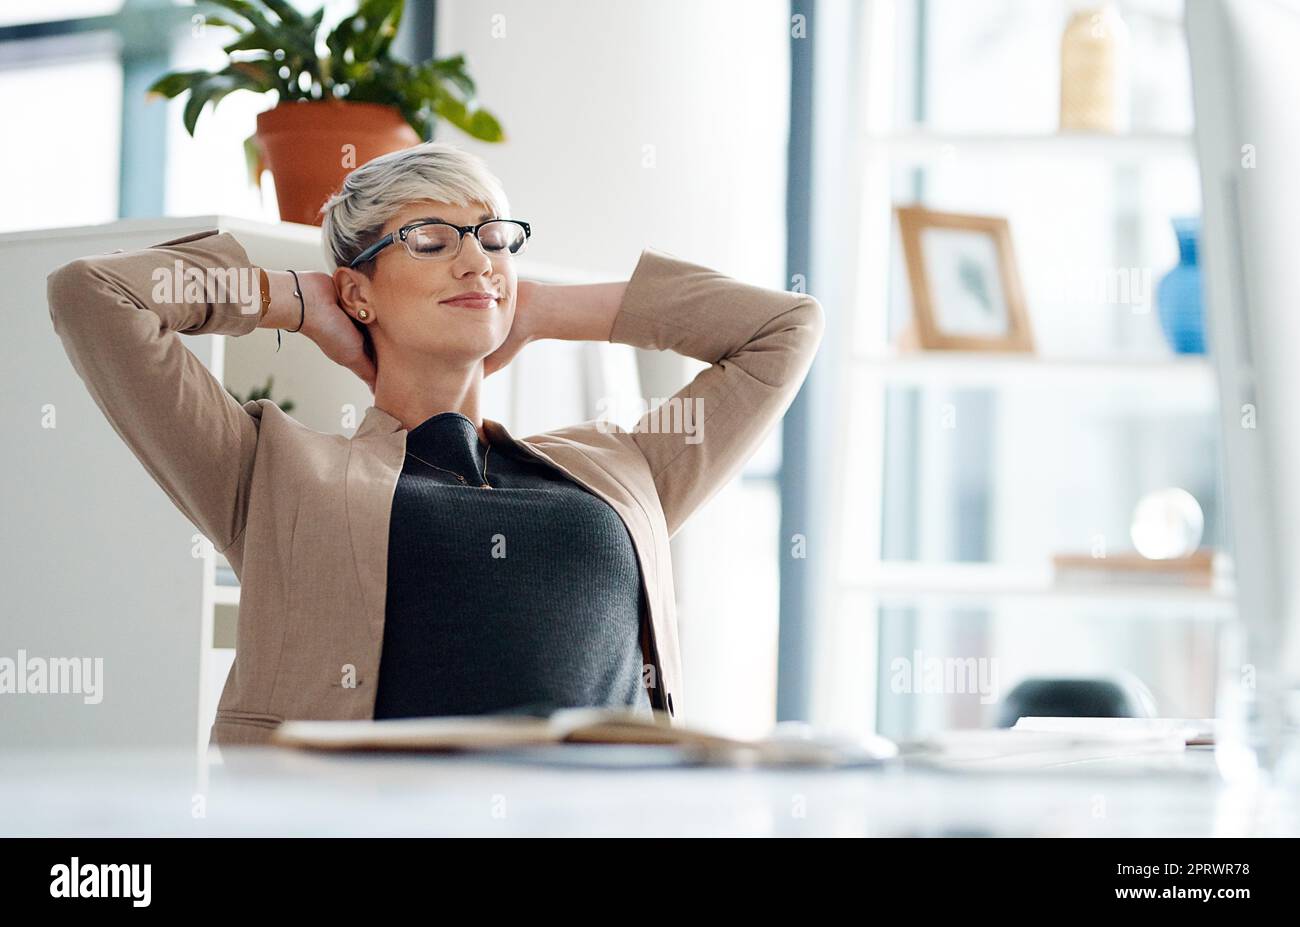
xmin=894 ymin=205 xmax=1035 ymax=352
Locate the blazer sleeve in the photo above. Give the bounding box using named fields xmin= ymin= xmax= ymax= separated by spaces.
xmin=46 ymin=228 xmax=264 ymax=555
xmin=608 ymin=247 xmax=825 ymax=537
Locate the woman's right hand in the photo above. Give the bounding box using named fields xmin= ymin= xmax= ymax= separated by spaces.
xmin=261 ymin=270 xmax=377 ymax=392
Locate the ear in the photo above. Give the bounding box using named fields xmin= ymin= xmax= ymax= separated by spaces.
xmin=333 ymin=266 xmax=373 ymax=320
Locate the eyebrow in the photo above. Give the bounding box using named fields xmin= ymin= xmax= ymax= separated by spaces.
xmin=409 ymin=213 xmax=494 ymax=225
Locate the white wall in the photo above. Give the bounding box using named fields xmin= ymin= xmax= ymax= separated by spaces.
xmin=435 ymin=0 xmax=791 ymax=280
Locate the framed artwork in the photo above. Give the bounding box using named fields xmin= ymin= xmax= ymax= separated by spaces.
xmin=894 ymin=205 xmax=1035 ymax=352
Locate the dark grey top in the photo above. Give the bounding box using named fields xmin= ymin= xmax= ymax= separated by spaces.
xmin=372 ymin=411 xmax=653 ymax=720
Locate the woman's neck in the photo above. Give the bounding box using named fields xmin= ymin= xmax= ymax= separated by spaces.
xmin=372 ymin=358 xmax=487 ymax=442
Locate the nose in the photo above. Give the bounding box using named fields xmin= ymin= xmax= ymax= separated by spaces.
xmin=452 ymin=232 xmax=494 ymax=275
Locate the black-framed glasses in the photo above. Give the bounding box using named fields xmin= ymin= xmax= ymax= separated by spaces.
xmin=348 ymin=219 xmax=532 ymax=269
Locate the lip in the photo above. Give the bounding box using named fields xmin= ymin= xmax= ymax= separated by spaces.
xmin=440 ymin=292 xmax=498 ymax=309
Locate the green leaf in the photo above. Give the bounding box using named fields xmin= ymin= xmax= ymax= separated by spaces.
xmin=202 ymin=0 xmax=277 ymax=36
xmin=197 ymin=0 xmax=252 ymax=29
xmin=437 ymin=70 xmax=475 ymax=99
xmin=415 ymin=71 xmax=506 ymax=142
xmin=146 ymin=69 xmax=213 ymax=100
xmin=334 ymin=0 xmax=404 ymax=63
xmin=465 ymin=107 xmax=504 ymax=142
xmin=428 ymin=55 xmax=476 ymax=97
xmin=182 ymin=82 xmax=217 ymax=135
xmin=193 ymin=13 xmax=245 ymax=31
xmin=212 ymin=0 xmax=316 ymax=62
xmin=324 ymin=13 xmax=352 ymax=65
xmin=360 ymin=0 xmax=405 ymax=58
xmin=223 ymin=29 xmax=278 ymax=54
xmin=180 ymin=67 xmax=269 ymax=135
xmin=227 ymin=58 xmax=280 ymax=94
xmin=257 ymin=0 xmax=304 ymax=26
xmin=429 ymin=53 xmax=466 ymax=70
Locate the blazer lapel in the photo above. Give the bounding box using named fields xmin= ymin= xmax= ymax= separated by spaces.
xmin=347 ymin=406 xmax=407 ymax=642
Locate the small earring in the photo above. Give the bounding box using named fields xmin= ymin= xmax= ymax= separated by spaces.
xmin=358 ymin=309 xmax=369 ymax=320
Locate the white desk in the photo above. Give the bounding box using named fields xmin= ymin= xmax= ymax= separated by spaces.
xmin=2 ymin=746 xmax=1297 ymax=837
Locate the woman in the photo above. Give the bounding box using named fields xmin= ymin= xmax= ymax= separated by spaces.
xmin=46 ymin=142 xmax=824 ymax=748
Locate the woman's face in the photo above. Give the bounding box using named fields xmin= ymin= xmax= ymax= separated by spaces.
xmin=338 ymin=199 xmax=517 ymax=369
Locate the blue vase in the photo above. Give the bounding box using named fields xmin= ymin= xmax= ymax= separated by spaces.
xmin=1156 ymin=216 xmax=1205 ymax=354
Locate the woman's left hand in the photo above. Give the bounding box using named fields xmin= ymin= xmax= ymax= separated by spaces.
xmin=482 ymin=275 xmax=625 ymax=376
xmin=483 ymin=278 xmax=542 ymax=377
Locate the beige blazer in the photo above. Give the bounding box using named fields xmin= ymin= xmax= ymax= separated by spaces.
xmin=46 ymin=228 xmax=824 ymax=748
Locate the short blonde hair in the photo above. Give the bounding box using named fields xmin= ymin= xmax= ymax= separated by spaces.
xmin=319 ymin=141 xmax=512 ymax=271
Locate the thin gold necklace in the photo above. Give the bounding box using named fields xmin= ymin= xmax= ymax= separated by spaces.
xmin=405 ymin=443 xmax=492 ymax=489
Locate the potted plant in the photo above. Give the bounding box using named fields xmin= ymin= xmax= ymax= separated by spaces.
xmin=148 ymin=0 xmax=505 ymax=225
xmin=227 ymin=375 xmax=296 ymax=413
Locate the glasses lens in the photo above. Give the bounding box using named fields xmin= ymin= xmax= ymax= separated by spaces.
xmin=477 ymin=220 xmax=528 ymax=255
xmin=406 ymin=224 xmax=460 ymax=259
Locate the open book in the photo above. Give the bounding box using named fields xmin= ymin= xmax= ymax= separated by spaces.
xmin=269 ymin=708 xmax=897 ymax=768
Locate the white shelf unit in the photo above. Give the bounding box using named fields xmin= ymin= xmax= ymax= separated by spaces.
xmin=866 ymin=130 xmax=1194 ymax=163
xmin=852 ymin=349 xmax=1215 ymax=388
xmin=845 ymin=561 xmax=1233 ymax=614
xmin=814 ymin=4 xmax=1228 ymax=738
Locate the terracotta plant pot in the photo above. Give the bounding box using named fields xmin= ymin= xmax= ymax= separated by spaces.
xmin=254 ymin=100 xmax=421 ymax=226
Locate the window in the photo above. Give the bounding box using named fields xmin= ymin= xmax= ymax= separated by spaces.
xmin=0 ymin=35 xmax=122 ymax=232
